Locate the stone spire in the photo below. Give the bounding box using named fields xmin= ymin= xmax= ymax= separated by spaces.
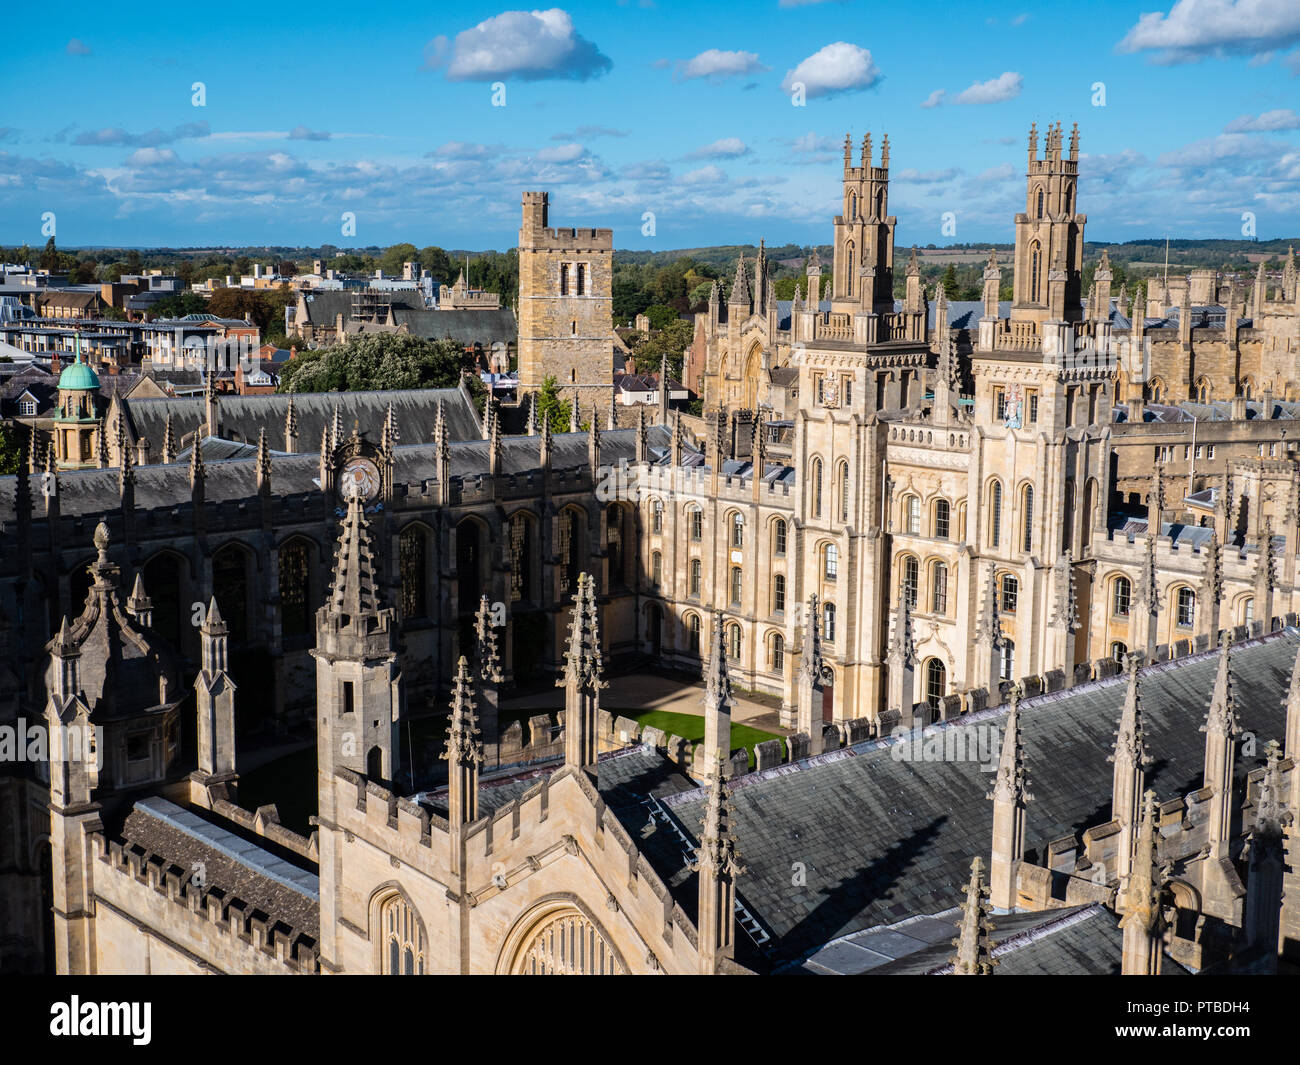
xmin=481 ymin=396 xmax=495 ymax=441
xmin=488 ymin=399 xmax=502 ymax=477
xmin=1202 ymin=634 xmax=1240 ymax=866
xmin=284 ymin=395 xmax=298 ymax=453
xmin=694 ymin=758 xmax=744 ymax=974
xmin=474 ymin=595 xmax=502 ymax=744
xmin=118 ymin=421 xmax=134 ymax=501
xmin=569 ymin=394 xmax=580 ymax=433
xmin=188 ymin=433 xmax=205 ymax=493
xmin=539 ymin=407 xmax=553 ymax=468
xmin=1110 ymin=654 xmax=1152 ymax=879
xmin=161 ymin=411 xmax=176 ymax=464
xmin=204 ymin=372 xmax=220 ymax=438
xmin=329 ymin=403 xmax=343 ymax=454
xmin=442 ymin=656 xmax=483 ymax=827
xmin=328 ymin=493 xmax=381 ymax=621
xmin=96 ymin=417 xmax=110 ymax=469
xmin=255 ymin=427 xmax=271 ymax=494
xmin=1202 ymin=530 xmax=1224 ymax=639
xmin=196 ymin=596 xmax=237 ymax=780
xmin=559 ymin=572 xmax=603 ymax=771
xmin=635 ymin=405 xmax=648 ymax=464
xmin=1119 ymin=790 xmax=1167 ymax=975
xmin=950 ymin=857 xmax=997 ymax=975
xmin=658 ymin=354 xmax=670 ymax=426
xmin=606 ymin=390 xmax=618 ymax=431
xmin=381 ymin=401 xmax=399 ymax=454
xmin=702 ymin=611 xmax=734 ymax=777
xmin=729 ymin=253 xmax=751 ymax=308
xmin=525 ymin=391 xmax=538 ymax=436
xmin=587 ymin=403 xmax=601 ymax=472
xmin=1245 ymin=739 xmax=1289 ymax=960
xmin=1132 ymin=530 xmax=1161 ymax=659
xmin=887 ymin=594 xmax=918 ymax=727
xmin=976 ymin=563 xmax=1005 ymax=701
xmin=796 ymin=594 xmax=826 ymax=755
xmin=988 ymin=683 xmax=1031 ymax=909
xmin=125 ymin=571 xmax=152 ymax=628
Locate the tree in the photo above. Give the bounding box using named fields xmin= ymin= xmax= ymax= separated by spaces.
xmin=0 ymin=422 xmax=23 ymax=476
xmin=644 ymin=304 xmax=679 ymax=331
xmin=125 ymin=249 xmax=143 ymax=275
xmin=277 ymin=333 xmax=471 ymax=393
xmin=940 ymin=263 xmax=958 ymax=295
xmin=534 ymin=375 xmax=574 ymax=434
xmin=148 ymin=292 xmax=209 ymax=320
xmin=40 ymin=238 xmax=61 ymax=272
xmin=380 ymin=243 xmax=419 ymax=277
xmin=637 ymin=318 xmax=694 ymax=382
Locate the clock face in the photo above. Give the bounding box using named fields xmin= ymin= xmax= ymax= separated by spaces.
xmin=340 ymin=457 xmax=381 ymax=502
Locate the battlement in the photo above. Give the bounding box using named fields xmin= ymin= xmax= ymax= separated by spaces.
xmin=93 ymin=834 xmax=319 ymax=973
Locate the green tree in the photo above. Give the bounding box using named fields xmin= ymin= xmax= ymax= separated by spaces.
xmin=125 ymin=249 xmax=143 ymax=275
xmin=277 ymin=333 xmax=471 ymax=393
xmin=40 ymin=238 xmax=60 ymax=272
xmin=380 ymin=243 xmax=419 ymax=277
xmin=148 ymin=292 xmax=209 ymax=319
xmin=534 ymin=374 xmax=574 ymax=434
xmin=0 ymin=422 xmax=22 ymax=475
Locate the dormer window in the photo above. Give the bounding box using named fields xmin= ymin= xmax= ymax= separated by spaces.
xmin=19 ymin=397 xmax=36 ymax=416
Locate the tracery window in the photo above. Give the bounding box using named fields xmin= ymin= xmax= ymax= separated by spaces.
xmin=398 ymin=527 xmax=427 ymax=619
xmin=279 ymin=540 xmax=310 ymax=638
xmin=509 ymin=514 xmax=533 ymax=603
xmin=380 ymin=895 xmax=425 ymax=976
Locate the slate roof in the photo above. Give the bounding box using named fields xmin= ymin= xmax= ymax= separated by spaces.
xmin=390 ymin=308 xmax=517 ymax=346
xmin=122 ymin=796 xmax=319 ymax=941
xmin=1116 ymin=399 xmax=1300 ymax=424
xmin=120 ymin=386 xmax=481 ymax=453
xmin=630 ymin=631 xmax=1300 ymax=968
xmin=791 ymin=902 xmax=1188 ymax=975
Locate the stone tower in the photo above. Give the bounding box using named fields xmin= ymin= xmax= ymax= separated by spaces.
xmin=832 ymin=132 xmax=895 ymax=315
xmin=312 ymin=493 xmax=403 ymax=788
xmin=516 ymin=191 xmax=614 ymax=408
xmin=1011 ymin=122 xmax=1084 ymax=326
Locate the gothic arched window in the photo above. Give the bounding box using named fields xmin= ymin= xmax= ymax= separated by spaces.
xmin=1029 ymin=241 xmax=1042 ymax=303
xmin=925 ymin=658 xmax=947 ymax=712
xmin=811 ymin=459 xmax=824 ymax=518
xmin=380 ymin=894 xmax=425 ymax=975
xmin=932 ymin=562 xmax=948 ymax=614
xmin=690 ymin=558 xmax=702 ymax=597
xmin=728 ymin=622 xmax=742 ymax=660
xmin=509 ymin=513 xmax=535 ymax=603
xmin=771 ymin=633 xmax=785 ymax=673
xmin=934 ymin=498 xmax=950 ymax=539
xmin=1035 ymin=186 xmax=1045 ymax=219
xmin=398 ymin=527 xmax=428 ymax=620
xmin=773 ymin=573 xmax=786 ymax=614
xmin=688 ymin=613 xmax=701 ymax=653
xmin=1021 ymin=484 xmax=1034 ymax=552
xmin=773 ymin=518 xmax=787 ymax=556
xmin=989 ymin=481 xmax=1003 ymax=548
xmin=901 ymin=556 xmax=919 ymax=608
xmin=1112 ymin=576 xmax=1132 ymax=618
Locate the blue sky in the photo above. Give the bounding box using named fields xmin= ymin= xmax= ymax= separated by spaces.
xmin=1 ymin=0 xmax=1298 ymax=251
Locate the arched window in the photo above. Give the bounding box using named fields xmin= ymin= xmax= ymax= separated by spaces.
xmin=731 ymin=512 xmax=745 ymax=549
xmin=689 ymin=558 xmax=702 ymax=597
xmin=605 ymin=504 xmax=626 ymax=589
xmin=1176 ymin=587 xmax=1196 ymax=628
xmin=824 ymin=542 xmax=839 ymax=580
xmin=688 ymin=613 xmax=701 ymax=653
xmin=812 ymin=459 xmax=824 ymax=518
xmin=212 ymin=543 xmax=250 ymax=644
xmin=838 ymin=461 xmax=850 ymax=522
xmin=771 ymin=633 xmax=785 ymax=673
xmin=989 ymin=481 xmax=1003 ymax=548
xmin=933 ymin=498 xmax=950 ymax=539
xmin=652 ymin=499 xmax=664 ymax=533
xmin=1112 ymin=576 xmax=1131 ymax=618
xmin=728 ymin=622 xmax=742 ymax=660
xmin=1021 ymin=484 xmax=1034 ymax=552
xmin=1242 ymin=597 xmax=1254 ymax=624
xmin=1242 ymin=377 xmax=1254 ymax=401
xmin=823 ymin=602 xmax=837 ymax=642
xmin=279 ymin=538 xmax=312 ymax=638
xmin=1029 ymin=241 xmax=1042 ymax=303
xmin=689 ymin=505 xmax=703 ymax=541
xmin=1149 ymin=378 xmax=1164 ymax=404
xmin=905 ymin=495 xmax=921 ymax=535
xmin=902 ymin=556 xmax=919 ymax=608
xmin=397 ymin=527 xmax=427 ymax=620
xmin=651 ymin=551 xmax=662 ymax=588
xmin=509 ymin=513 xmax=535 ymax=604
xmin=925 ymin=658 xmax=947 ymax=712
xmin=1000 ymin=573 xmax=1018 ymax=614
xmin=380 ymin=894 xmax=425 ymax=975
xmin=1000 ymin=639 xmax=1015 ymax=681
xmin=1111 ymin=641 xmax=1127 ymax=663
xmin=774 ymin=519 xmax=787 ymax=556
xmin=845 ymin=241 xmax=855 ymax=297
xmin=1195 ymin=378 xmax=1211 ymax=404
xmin=932 ymin=562 xmax=948 ymax=614
xmin=848 ymin=192 xmax=857 ymax=219
xmin=729 ymin=565 xmax=743 ymax=605
xmin=1035 ymin=186 xmax=1045 ymax=219
xmin=773 ymin=573 xmax=786 ymax=614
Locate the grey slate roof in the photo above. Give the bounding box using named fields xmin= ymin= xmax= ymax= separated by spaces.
xmin=122 ymin=796 xmax=319 ymax=941
xmin=634 ymin=631 xmax=1300 ymax=967
xmin=121 ymin=387 xmax=481 ymax=453
xmin=390 ymin=308 xmax=517 ymax=346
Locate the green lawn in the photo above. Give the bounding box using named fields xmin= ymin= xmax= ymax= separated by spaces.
xmin=618 ymin=708 xmax=781 ymax=769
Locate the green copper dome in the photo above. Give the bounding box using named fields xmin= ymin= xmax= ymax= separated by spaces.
xmin=58 ymin=336 xmax=100 ymax=390
xmin=58 ymin=359 xmax=100 ymax=390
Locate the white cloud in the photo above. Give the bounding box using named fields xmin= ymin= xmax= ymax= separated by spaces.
xmin=1224 ymin=109 xmax=1300 ymax=132
xmin=1118 ymin=0 xmax=1300 ymax=63
xmin=288 ymin=125 xmax=331 ymax=141
xmin=124 ymin=148 xmax=179 ymax=168
xmin=72 ymin=122 xmax=209 ymax=147
xmin=680 ymin=165 xmax=727 ymax=185
xmin=1157 ymin=132 xmax=1281 ymax=167
xmin=427 ymin=141 xmax=494 ymax=159
xmin=66 ymin=39 xmax=91 ymax=56
xmin=920 ymin=89 xmax=945 ymax=108
xmin=678 ymin=49 xmax=766 ymax=81
xmin=896 ymin=167 xmax=962 ymax=184
xmin=780 ymin=42 xmax=881 ymax=99
xmin=536 ymin=142 xmax=588 ymax=163
xmin=950 ymin=71 xmax=1023 ymax=105
xmin=791 ymin=133 xmax=837 ymax=153
xmin=423 ymin=8 xmax=611 ymax=82
xmin=686 ymin=137 xmax=749 ymax=159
